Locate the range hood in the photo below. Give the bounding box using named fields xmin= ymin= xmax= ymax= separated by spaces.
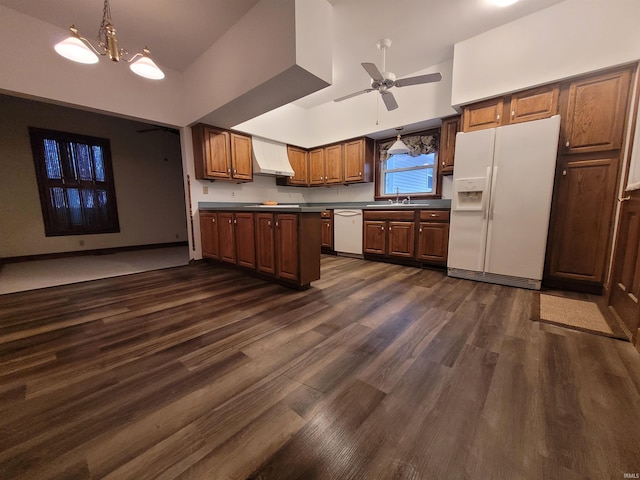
xmin=251 ymin=136 xmax=294 ymax=177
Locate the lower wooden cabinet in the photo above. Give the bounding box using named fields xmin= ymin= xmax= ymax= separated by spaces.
xmin=321 ymin=210 xmax=333 ymax=250
xmin=199 ymin=210 xmax=321 ymax=288
xmin=199 ymin=212 xmax=220 ymax=260
xmin=363 ymin=209 xmax=449 ymax=266
xmin=216 ymin=212 xmax=256 ymax=267
xmin=417 ymin=210 xmax=450 ymax=264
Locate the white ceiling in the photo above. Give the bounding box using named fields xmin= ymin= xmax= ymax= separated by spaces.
xmin=1 ymin=0 xmax=566 ymax=110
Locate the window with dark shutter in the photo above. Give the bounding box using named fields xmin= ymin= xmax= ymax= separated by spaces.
xmin=28 ymin=127 xmax=120 ymax=236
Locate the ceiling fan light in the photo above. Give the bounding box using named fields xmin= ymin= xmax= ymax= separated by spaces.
xmin=388 ymin=135 xmax=410 ymax=155
xmin=129 ymin=51 xmax=165 ymax=80
xmin=55 ymin=35 xmax=99 ymax=64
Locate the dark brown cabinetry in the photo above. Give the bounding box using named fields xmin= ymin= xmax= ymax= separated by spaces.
xmin=417 ymin=210 xmax=450 ymax=264
xmin=283 ymin=146 xmax=308 ymax=186
xmin=199 ymin=212 xmax=219 ymax=260
xmin=321 ymin=210 xmax=333 ymax=250
xmin=463 ymin=98 xmax=504 ymax=132
xmin=608 ymin=191 xmax=640 ymax=347
xmin=462 ymin=84 xmax=559 ymax=132
xmin=439 ymin=116 xmax=460 ymax=175
xmin=364 ymin=210 xmax=416 ymax=258
xmin=343 ymin=138 xmax=374 ymax=183
xmin=561 ymin=69 xmax=631 ymax=155
xmin=363 ymin=209 xmax=448 ymax=266
xmin=192 ymin=124 xmax=252 ymax=182
xmin=200 ymin=210 xmax=321 ymax=288
xmin=545 ymin=66 xmax=634 ymax=293
xmin=281 ymin=137 xmax=373 ymax=187
xmin=217 ymin=212 xmax=255 ymax=267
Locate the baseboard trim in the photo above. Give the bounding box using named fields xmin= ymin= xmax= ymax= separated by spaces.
xmin=2 ymin=242 xmax=188 ymax=264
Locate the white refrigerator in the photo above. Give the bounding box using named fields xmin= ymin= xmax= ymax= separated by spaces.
xmin=447 ymin=115 xmax=561 ymax=290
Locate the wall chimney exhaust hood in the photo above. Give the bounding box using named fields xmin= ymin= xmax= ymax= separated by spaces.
xmin=251 ymin=136 xmax=294 ymax=177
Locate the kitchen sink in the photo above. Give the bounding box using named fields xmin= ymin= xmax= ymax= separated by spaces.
xmin=365 ymin=204 xmax=425 ymax=207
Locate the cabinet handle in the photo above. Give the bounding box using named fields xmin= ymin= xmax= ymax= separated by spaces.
xmin=275 ymin=221 xmax=279 ymax=227
xmin=268 ymin=220 xmax=271 ymax=226
xmin=228 ymin=219 xmax=232 ymax=224
xmin=511 ymin=110 xmax=515 ymax=118
xmin=234 ymin=219 xmax=237 ymax=224
xmin=565 ymin=141 xmax=570 ymax=147
xmin=359 ymin=171 xmax=362 ymax=176
xmin=430 ymin=214 xmax=437 ymax=217
xmin=442 ymin=161 xmax=445 ymax=166
xmin=381 ymin=226 xmax=385 ymax=231
xmin=562 ymin=170 xmax=567 ymax=176
xmin=228 ymin=168 xmax=231 ymax=173
xmin=496 ymin=114 xmax=500 ymax=120
xmin=619 ymin=196 xmax=631 ymax=202
xmin=419 ymin=228 xmax=423 ymax=233
xmin=212 ymin=218 xmax=216 ymax=223
xmin=233 ymin=169 xmax=237 ymax=174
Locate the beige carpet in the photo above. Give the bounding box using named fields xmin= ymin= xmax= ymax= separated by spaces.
xmin=534 ymin=294 xmax=627 ymax=340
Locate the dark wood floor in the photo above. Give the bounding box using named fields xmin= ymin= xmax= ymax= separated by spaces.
xmin=0 ymin=255 xmax=639 ymax=479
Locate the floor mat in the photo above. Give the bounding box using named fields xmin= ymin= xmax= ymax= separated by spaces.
xmin=532 ymin=293 xmax=627 ymax=340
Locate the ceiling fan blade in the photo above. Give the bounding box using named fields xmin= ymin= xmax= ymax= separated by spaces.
xmin=334 ymin=89 xmax=375 ymax=102
xmin=381 ymin=91 xmax=398 ymax=111
xmin=361 ymin=62 xmax=383 ymax=82
xmin=395 ymin=72 xmax=442 ymax=88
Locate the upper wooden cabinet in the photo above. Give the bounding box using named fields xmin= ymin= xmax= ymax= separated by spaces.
xmin=284 ymin=146 xmax=308 ymax=185
xmin=509 ymin=84 xmax=559 ymax=124
xmin=344 ymin=138 xmax=374 ymax=183
xmin=439 ymin=116 xmax=460 ymax=175
xmin=463 ymin=98 xmax=504 ymax=132
xmin=192 ymin=124 xmax=252 ymax=182
xmin=462 ymin=84 xmax=560 ymax=132
xmin=309 ymin=144 xmax=342 ymax=185
xmin=280 ymin=137 xmax=374 ymax=187
xmin=561 ymin=69 xmax=632 ymax=155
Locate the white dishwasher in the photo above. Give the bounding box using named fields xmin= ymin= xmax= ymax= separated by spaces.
xmin=333 ymin=209 xmax=363 ymax=255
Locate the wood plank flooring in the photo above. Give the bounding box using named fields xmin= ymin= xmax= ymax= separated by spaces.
xmin=0 ymin=255 xmax=639 ymax=479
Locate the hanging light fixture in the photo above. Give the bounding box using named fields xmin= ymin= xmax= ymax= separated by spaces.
xmin=388 ymin=128 xmax=410 ymax=155
xmin=54 ymin=0 xmax=165 ymax=80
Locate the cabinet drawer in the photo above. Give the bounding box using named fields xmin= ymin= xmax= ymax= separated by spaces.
xmin=419 ymin=210 xmax=450 ymax=222
xmin=364 ymin=210 xmax=416 ymax=221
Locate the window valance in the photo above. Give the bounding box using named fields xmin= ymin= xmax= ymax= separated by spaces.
xmin=379 ymin=133 xmax=439 ymax=161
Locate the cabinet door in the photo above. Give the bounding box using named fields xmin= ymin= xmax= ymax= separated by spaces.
xmin=230 ymin=133 xmax=253 ymax=181
xmin=309 ymin=148 xmax=325 ymax=185
xmin=463 ymin=98 xmax=504 ymax=132
xmin=286 ymin=146 xmax=309 ymax=185
xmin=546 ymin=157 xmax=619 ymax=284
xmin=439 ymin=116 xmax=460 ymax=175
xmin=218 ymin=212 xmax=236 ymax=264
xmin=509 ymin=85 xmax=559 ymax=124
xmin=321 ymin=218 xmax=333 ymax=249
xmin=609 ymin=194 xmax=640 ymax=340
xmin=324 ymin=144 xmax=343 ymax=184
xmin=388 ymin=221 xmax=415 ymax=258
xmin=235 ymin=212 xmax=255 ymax=268
xmin=363 ymin=221 xmax=386 ymax=255
xmin=344 ymin=139 xmax=365 ymax=182
xmin=275 ymin=214 xmax=299 ymax=281
xmin=562 ymin=69 xmax=631 ymax=155
xmin=203 ymin=127 xmax=231 ymax=178
xmin=199 ymin=212 xmax=219 ymax=260
xmin=255 ymin=213 xmax=276 ymax=274
xmin=417 ymin=222 xmax=449 ymax=263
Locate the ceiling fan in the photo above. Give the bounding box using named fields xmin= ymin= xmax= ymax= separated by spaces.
xmin=334 ymin=39 xmax=442 ymax=111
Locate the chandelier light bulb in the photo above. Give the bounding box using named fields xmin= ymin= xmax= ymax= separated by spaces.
xmin=54 ymin=33 xmax=99 ymax=64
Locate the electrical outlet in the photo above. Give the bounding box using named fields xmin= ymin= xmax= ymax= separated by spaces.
xmin=203 ymin=186 xmax=208 ymax=194
xmin=231 ymin=191 xmax=235 ymax=197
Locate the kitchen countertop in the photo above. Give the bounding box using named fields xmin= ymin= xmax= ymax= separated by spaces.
xmin=198 ymin=200 xmax=451 ymax=212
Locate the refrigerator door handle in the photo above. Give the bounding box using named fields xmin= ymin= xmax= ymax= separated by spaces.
xmin=489 ymin=166 xmax=499 ymax=220
xmin=482 ymin=166 xmax=492 ymax=219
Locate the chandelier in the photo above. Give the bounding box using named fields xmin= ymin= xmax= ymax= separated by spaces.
xmin=54 ymin=0 xmax=165 ymax=80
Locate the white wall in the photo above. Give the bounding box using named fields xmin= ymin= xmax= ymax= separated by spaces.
xmin=627 ymin=94 xmax=640 ymax=190
xmin=0 ymin=94 xmax=188 ymax=258
xmin=236 ymin=59 xmax=456 ymax=148
xmin=452 ymin=0 xmax=640 ymax=106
